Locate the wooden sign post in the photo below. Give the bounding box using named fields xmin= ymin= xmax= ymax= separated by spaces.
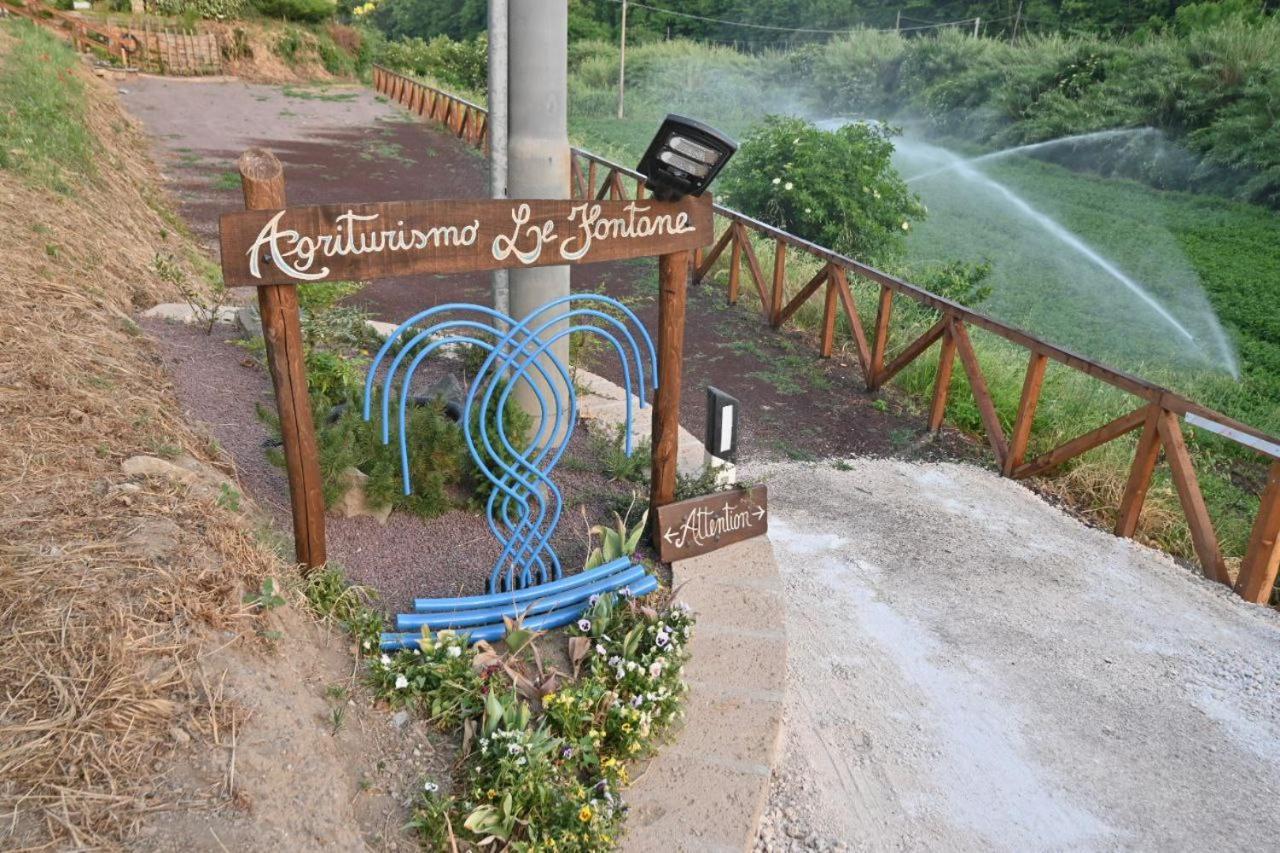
xmin=220 ymin=147 xmax=712 ymax=569
xmin=655 ymin=485 xmax=768 ymax=562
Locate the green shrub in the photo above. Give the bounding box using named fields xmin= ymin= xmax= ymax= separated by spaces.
xmin=148 ymin=0 xmax=246 ymax=19
xmin=721 ymin=115 xmax=926 ymax=265
xmin=253 ymin=0 xmax=335 ymax=23
xmin=398 ymin=593 xmax=696 ymax=850
xmin=374 ymin=33 xmax=487 ymax=93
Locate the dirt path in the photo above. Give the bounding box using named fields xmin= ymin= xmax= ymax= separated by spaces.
xmin=120 ymin=75 xmax=976 ymax=467
xmin=752 ymin=457 xmax=1280 ymax=851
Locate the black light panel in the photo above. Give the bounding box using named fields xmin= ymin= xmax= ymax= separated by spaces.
xmin=638 ymin=114 xmax=737 ymax=202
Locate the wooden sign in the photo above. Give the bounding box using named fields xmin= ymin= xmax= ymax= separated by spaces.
xmin=218 ymin=195 xmax=713 ymax=287
xmin=655 ymin=485 xmax=767 ymax=562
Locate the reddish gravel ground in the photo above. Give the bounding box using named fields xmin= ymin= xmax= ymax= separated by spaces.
xmin=122 ymin=77 xmax=978 ymax=607
xmin=143 ymin=317 xmax=650 ymax=613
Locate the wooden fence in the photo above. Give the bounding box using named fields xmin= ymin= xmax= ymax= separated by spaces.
xmin=371 ymin=65 xmax=1280 ymax=606
xmin=0 ymin=1 xmax=222 ymax=75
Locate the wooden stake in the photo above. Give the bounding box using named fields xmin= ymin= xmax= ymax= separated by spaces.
xmin=728 ymin=229 xmax=742 ymax=305
xmin=238 ymin=149 xmax=326 ymax=570
xmin=1236 ymin=461 xmax=1280 ymax=604
xmin=868 ymin=285 xmax=893 ymax=390
xmin=1004 ymin=352 xmax=1048 ymax=475
xmin=951 ymin=319 xmax=1008 ymax=466
xmin=928 ymin=326 xmax=956 ymax=432
xmin=770 ymin=240 xmax=787 ymax=326
xmin=1116 ymin=405 xmax=1162 ymax=538
xmin=819 ymin=277 xmax=839 ymax=358
xmin=650 ymin=250 xmax=689 ymax=515
xmin=1157 ymin=410 xmax=1229 ymax=585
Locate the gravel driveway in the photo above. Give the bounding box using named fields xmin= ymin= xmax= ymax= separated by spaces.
xmin=752 ymin=457 xmax=1280 ymax=852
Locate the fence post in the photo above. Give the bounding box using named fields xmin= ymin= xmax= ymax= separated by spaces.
xmin=1236 ymin=461 xmax=1280 ymax=603
xmin=1004 ymin=351 xmax=1048 ymax=475
xmin=769 ymin=239 xmax=787 ymax=326
xmin=650 ymin=250 xmax=690 ymax=517
xmin=928 ymin=324 xmax=957 ymax=431
xmin=1115 ymin=404 xmax=1162 ymax=538
xmin=868 ymin=286 xmax=894 ymax=390
xmin=238 ymin=149 xmax=326 ymax=570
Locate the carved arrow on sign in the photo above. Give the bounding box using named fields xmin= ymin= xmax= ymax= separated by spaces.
xmin=654 ymin=485 xmax=768 ymax=562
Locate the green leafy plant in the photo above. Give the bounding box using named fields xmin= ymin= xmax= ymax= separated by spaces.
xmin=584 ymin=499 xmax=648 ymax=569
xmin=402 ymin=593 xmax=695 ymax=850
xmin=366 ymin=630 xmax=486 ymax=726
xmin=244 ymin=577 xmax=286 ymax=611
xmin=721 ymin=115 xmax=926 ymax=265
xmin=254 ymin=0 xmax=335 ymax=23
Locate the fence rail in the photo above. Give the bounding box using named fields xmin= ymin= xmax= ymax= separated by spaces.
xmin=371 ymin=64 xmax=1280 ymax=606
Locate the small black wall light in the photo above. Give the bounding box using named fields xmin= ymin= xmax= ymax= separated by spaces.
xmin=705 ymin=386 xmax=739 ymax=463
xmin=638 ymin=115 xmax=738 ymax=202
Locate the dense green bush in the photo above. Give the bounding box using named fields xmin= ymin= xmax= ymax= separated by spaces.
xmin=252 ymin=0 xmax=335 ymax=24
xmin=721 ymin=115 xmax=926 ymax=265
xmin=148 ymin=0 xmax=246 ymax=19
xmin=375 ymin=33 xmax=487 ymax=92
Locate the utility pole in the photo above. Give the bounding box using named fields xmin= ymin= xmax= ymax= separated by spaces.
xmin=973 ymin=16 xmax=981 ymax=37
xmin=895 ymin=9 xmax=901 ymax=31
xmin=617 ymin=0 xmax=628 ymax=119
xmin=1011 ymin=2 xmax=1022 ymax=42
xmin=508 ymin=0 xmax=570 ymax=430
xmin=488 ymin=0 xmax=508 ymax=316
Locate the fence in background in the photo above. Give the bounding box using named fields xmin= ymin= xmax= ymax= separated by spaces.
xmin=371 ymin=64 xmax=1280 ymax=606
xmin=0 ymin=0 xmax=222 ymax=75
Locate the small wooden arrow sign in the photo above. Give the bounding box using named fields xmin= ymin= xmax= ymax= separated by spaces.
xmin=655 ymin=484 xmax=767 ymax=562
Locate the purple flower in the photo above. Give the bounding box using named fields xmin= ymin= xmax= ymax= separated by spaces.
xmin=562 ymin=747 xmax=575 ymax=759
xmin=619 ymin=587 xmax=632 ymax=598
xmin=577 ymin=618 xmax=591 ymax=632
xmin=588 ymin=594 xmax=601 ymax=606
xmin=655 ymin=631 xmax=670 ymax=648
xmin=631 ymin=695 xmax=644 ymax=708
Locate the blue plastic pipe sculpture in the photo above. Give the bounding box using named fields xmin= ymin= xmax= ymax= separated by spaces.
xmin=362 ymin=296 xmax=661 ymax=649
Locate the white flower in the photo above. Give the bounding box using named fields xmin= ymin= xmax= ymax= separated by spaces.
xmin=784 ymin=182 xmax=794 ymax=191
xmin=380 ymin=654 xmax=391 ymax=666
xmin=804 ymin=207 xmax=812 ymax=214
xmin=901 ymin=221 xmax=910 ymax=231
xmin=362 ymin=640 xmax=372 ymax=650
xmin=515 ymin=756 xmax=527 ymax=766
xmin=508 ymin=743 xmax=523 ymax=755
xmin=608 ymin=656 xmax=621 ymax=667
xmin=395 ymin=674 xmax=409 ymax=690
xmin=648 ymin=661 xmax=664 ymax=679
xmin=423 ymin=781 xmax=439 ymax=793
xmin=447 ymin=645 xmax=462 ymax=658
xmin=596 ymin=644 xmax=608 ymax=656
xmin=772 ymin=177 xmax=781 ymax=185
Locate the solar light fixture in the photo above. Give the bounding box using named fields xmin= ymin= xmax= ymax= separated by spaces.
xmin=638 ymin=115 xmax=737 ymax=202
xmin=705 ymin=386 xmax=739 ymax=463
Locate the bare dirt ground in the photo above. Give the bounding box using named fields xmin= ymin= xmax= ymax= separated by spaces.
xmin=752 ymin=457 xmax=1280 ymax=852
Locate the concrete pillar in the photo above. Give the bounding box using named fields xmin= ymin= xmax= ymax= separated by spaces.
xmin=507 ymin=0 xmax=570 ymax=437
xmin=488 ymin=0 xmax=509 ymax=316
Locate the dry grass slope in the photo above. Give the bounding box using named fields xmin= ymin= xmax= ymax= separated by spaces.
xmin=0 ymin=28 xmax=286 ymax=848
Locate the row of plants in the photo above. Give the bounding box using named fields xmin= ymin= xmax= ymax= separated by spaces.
xmin=302 ymin=561 xmax=695 ymax=849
